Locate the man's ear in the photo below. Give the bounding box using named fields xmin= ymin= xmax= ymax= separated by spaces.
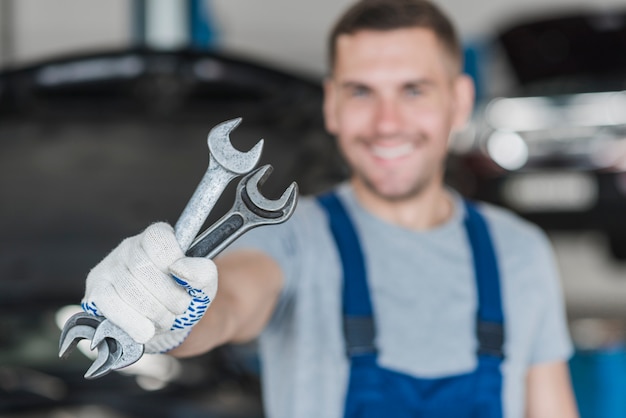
xmin=452 ymin=74 xmax=475 ymax=132
xmin=323 ymin=78 xmax=338 ymax=135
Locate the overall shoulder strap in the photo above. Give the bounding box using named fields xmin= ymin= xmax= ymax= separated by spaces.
xmin=317 ymin=192 xmax=376 ymax=356
xmin=463 ymin=200 xmax=505 ymax=358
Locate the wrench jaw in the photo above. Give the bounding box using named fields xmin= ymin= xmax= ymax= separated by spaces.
xmin=175 ymin=117 xmax=265 ymax=251
xmin=241 ymin=165 xmax=299 ymax=219
xmin=59 ymin=312 xmax=104 ymax=360
xmin=186 ymin=164 xmax=300 ymax=259
xmin=58 ymin=313 xmax=117 ymax=379
xmin=90 ymin=319 xmax=145 ymax=373
xmin=208 ymin=118 xmax=264 ymax=175
xmin=83 ymin=336 xmax=125 ymax=379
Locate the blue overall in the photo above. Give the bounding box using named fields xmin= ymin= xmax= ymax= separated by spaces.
xmin=317 ymin=193 xmax=505 ymax=418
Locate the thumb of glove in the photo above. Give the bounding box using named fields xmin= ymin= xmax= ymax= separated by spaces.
xmin=143 ymin=257 xmax=218 ymax=354
xmin=170 ymin=257 xmax=218 ymax=299
xmin=168 ymin=257 xmax=218 ymax=331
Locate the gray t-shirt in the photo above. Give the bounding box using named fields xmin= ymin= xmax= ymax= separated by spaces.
xmin=227 ymin=184 xmax=573 ymax=418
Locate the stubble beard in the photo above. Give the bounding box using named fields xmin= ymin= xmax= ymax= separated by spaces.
xmin=358 ymin=169 xmax=438 ymax=203
xmin=352 ymin=156 xmax=444 ymax=203
xmin=354 ymin=137 xmax=445 ymax=203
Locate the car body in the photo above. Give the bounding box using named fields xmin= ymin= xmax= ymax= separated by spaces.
xmin=0 ymin=47 xmax=344 ymax=417
xmin=448 ymin=9 xmax=626 ymax=259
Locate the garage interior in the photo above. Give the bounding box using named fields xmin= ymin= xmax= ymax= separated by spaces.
xmin=2 ymin=1 xmax=626 ymax=417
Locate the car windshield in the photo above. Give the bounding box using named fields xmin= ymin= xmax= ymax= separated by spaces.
xmin=497 ymin=10 xmax=626 ymax=95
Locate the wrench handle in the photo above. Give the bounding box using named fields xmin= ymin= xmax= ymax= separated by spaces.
xmin=186 ymin=213 xmax=246 ymax=259
xmin=174 ymin=159 xmax=237 ymax=251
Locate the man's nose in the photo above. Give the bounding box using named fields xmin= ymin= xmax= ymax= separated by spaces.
xmin=374 ymin=98 xmax=402 ymax=136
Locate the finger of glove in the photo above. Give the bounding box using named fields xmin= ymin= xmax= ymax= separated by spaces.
xmin=145 ymin=328 xmax=191 ymax=354
xmin=87 ymin=282 xmax=159 ymax=344
xmin=84 ymin=222 xmax=180 ymax=293
xmin=93 ymin=255 xmax=184 ymax=334
xmin=126 ymin=227 xmax=196 ymax=315
xmin=169 ymin=257 xmax=218 ymax=301
xmin=141 ymin=222 xmax=185 ymax=269
xmin=168 ymin=258 xmax=215 ymax=332
xmin=86 ymin=228 xmax=191 ymax=317
xmin=85 ymin=234 xmax=190 ymax=330
xmin=138 ymin=222 xmax=195 ymax=314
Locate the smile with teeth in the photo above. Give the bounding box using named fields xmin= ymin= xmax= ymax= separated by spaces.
xmin=370 ymin=143 xmax=415 ymax=160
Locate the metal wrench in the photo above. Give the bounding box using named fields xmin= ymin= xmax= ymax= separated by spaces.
xmin=58 ymin=312 xmax=119 ymax=379
xmin=60 ymin=117 xmax=263 ymax=377
xmin=175 ymin=117 xmax=264 ymax=250
xmin=186 ymin=164 xmax=298 ymax=259
xmin=86 ymin=164 xmax=297 ymax=377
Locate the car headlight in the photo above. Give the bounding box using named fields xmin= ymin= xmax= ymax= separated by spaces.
xmin=486 ymin=130 xmax=529 ymax=170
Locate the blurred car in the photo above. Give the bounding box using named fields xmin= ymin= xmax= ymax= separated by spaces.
xmin=449 ymin=9 xmax=626 ymax=259
xmin=0 ymin=47 xmax=345 ymax=416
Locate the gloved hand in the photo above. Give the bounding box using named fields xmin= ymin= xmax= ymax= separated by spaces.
xmin=81 ymin=222 xmax=218 ymax=353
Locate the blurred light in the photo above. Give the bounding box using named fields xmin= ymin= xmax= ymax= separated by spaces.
xmin=486 ymin=97 xmax=554 ymax=131
xmin=591 ymin=137 xmax=626 ymax=172
xmin=486 ymin=92 xmax=626 ymax=133
xmin=137 ymin=375 xmax=169 ymax=391
xmin=503 ymin=172 xmax=597 ymax=212
xmin=608 ymin=91 xmax=626 ymax=125
xmin=145 ymin=0 xmax=189 ymax=49
xmin=121 ymin=354 xmax=182 ymax=391
xmin=37 ymin=56 xmax=144 ymax=86
xmin=567 ymin=91 xmax=626 ymax=127
xmin=55 ymin=305 xmax=83 ymax=330
xmin=486 ymin=130 xmax=528 ymax=170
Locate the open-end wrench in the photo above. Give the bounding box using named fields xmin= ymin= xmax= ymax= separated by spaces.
xmin=186 ymin=164 xmax=298 ymax=259
xmin=58 ymin=312 xmax=119 ymax=379
xmin=60 ymin=118 xmax=263 ymax=377
xmin=86 ymin=164 xmax=297 ymax=377
xmin=175 ymin=117 xmax=264 ymax=250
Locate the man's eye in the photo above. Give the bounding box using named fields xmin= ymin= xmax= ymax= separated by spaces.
xmin=350 ymin=86 xmax=370 ymax=98
xmin=404 ymin=85 xmax=423 ymax=97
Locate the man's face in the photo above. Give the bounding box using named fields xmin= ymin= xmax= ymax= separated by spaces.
xmin=324 ymin=28 xmax=473 ymax=202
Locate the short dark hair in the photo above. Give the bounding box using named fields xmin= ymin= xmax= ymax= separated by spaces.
xmin=328 ymin=0 xmax=462 ymax=74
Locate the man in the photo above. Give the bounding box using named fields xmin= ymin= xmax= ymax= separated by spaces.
xmin=82 ymin=0 xmax=579 ymax=417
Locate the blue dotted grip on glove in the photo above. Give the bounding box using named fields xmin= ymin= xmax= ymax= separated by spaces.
xmin=81 ymin=276 xmax=210 ymax=332
xmin=82 ymin=301 xmax=101 ymax=317
xmin=170 ymin=276 xmax=211 ymax=330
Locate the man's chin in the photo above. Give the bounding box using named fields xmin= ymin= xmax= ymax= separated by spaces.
xmin=362 ymin=179 xmax=427 ymax=203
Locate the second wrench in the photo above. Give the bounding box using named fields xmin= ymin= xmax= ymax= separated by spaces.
xmin=175 ymin=117 xmax=264 ymax=250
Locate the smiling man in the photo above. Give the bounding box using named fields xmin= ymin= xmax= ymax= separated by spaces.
xmin=323 ymin=26 xmax=472 ymax=225
xmin=82 ymin=1 xmax=579 ymax=417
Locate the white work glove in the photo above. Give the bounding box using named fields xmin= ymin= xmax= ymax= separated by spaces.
xmin=81 ymin=222 xmax=218 ymax=354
